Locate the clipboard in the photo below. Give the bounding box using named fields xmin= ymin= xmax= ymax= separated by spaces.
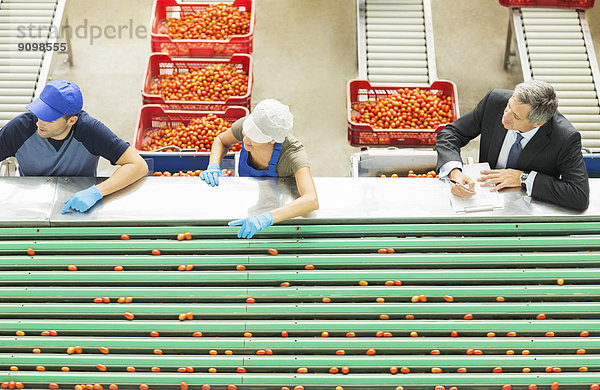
xmin=447 ymin=162 xmax=504 ymax=213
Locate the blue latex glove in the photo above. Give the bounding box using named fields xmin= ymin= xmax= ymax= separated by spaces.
xmin=199 ymin=163 xmax=224 ymax=187
xmin=228 ymin=211 xmax=274 ymax=239
xmin=61 ymin=185 xmax=103 ymax=214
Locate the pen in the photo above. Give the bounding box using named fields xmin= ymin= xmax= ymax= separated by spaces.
xmin=445 ymin=178 xmax=475 ymax=192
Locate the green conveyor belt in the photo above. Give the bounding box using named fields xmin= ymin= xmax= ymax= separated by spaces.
xmin=1 ymin=222 xmax=600 ymax=390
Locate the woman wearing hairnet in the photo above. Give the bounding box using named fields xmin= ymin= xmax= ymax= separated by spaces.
xmin=200 ymin=99 xmax=319 ymax=238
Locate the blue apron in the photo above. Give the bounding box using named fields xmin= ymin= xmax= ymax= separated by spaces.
xmin=238 ymin=142 xmax=282 ymax=177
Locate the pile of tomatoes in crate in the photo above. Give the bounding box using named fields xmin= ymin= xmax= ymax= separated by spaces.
xmin=153 ymin=169 xmax=233 ymax=177
xmin=150 ymin=64 xmax=249 ymax=102
xmin=165 ymin=3 xmax=251 ymax=40
xmin=352 ymin=88 xmax=453 ymax=130
xmin=379 ymin=170 xmax=438 ymax=178
xmin=141 ymin=114 xmax=241 ymax=153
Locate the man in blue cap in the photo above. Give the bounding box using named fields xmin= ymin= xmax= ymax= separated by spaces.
xmin=0 ymin=80 xmax=148 ymax=213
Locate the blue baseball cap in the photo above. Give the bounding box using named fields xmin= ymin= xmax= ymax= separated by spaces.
xmin=26 ymin=80 xmax=83 ymax=122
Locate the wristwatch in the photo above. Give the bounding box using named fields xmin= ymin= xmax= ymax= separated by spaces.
xmin=519 ymin=172 xmax=529 ymax=189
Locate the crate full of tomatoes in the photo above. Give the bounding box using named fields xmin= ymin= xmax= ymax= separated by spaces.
xmin=498 ymin=0 xmax=594 ymax=9
xmin=142 ymin=53 xmax=252 ymax=111
xmin=347 ymin=79 xmax=458 ymax=147
xmin=151 ymin=0 xmax=255 ymax=57
xmin=134 ymin=105 xmax=247 ymax=172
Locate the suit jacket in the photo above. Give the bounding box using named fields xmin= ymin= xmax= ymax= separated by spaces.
xmin=436 ymin=89 xmax=589 ymax=210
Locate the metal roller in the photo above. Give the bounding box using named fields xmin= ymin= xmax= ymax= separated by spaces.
xmin=367 ymin=45 xmax=426 ymax=53
xmin=0 ymin=37 xmax=57 ymax=44
xmin=562 ymin=114 xmax=600 ymax=123
xmin=535 ymin=75 xmax=594 ymax=83
xmin=556 ymin=98 xmax=599 ymax=106
xmin=523 ymin=19 xmax=579 ymax=25
xmin=367 ymin=38 xmax=426 ymax=46
xmin=528 ymin=53 xmax=589 ymax=61
xmin=582 ymin=139 xmax=600 ymax=147
xmin=0 ymin=80 xmax=36 ymax=89
xmin=366 ymin=11 xmax=424 ymax=18
xmin=366 ymin=31 xmax=425 ymax=39
xmin=367 ymin=24 xmax=425 ymax=32
xmin=548 ymin=83 xmax=596 ymax=91
xmin=0 ymin=88 xmax=35 ymax=96
xmin=0 ymin=104 xmax=27 ymax=113
xmin=529 ymin=60 xmax=590 ymax=68
xmin=533 ymin=68 xmax=591 ymax=76
xmin=528 ymin=46 xmax=586 ymax=54
xmin=1 ymin=3 xmax=56 ymax=10
xmin=0 ymin=17 xmax=53 ymax=23
xmin=521 ymin=11 xmax=579 ymax=18
xmin=0 ymin=65 xmax=43 ymax=73
xmin=0 ymin=58 xmax=42 ymax=66
xmin=0 ymin=96 xmax=32 ymax=104
xmin=367 ymin=59 xmax=428 ymax=68
xmin=365 ymin=4 xmax=423 ymax=11
xmin=368 ymin=74 xmax=429 ymax=83
xmin=0 ymin=73 xmax=37 ymax=81
xmin=0 ymin=51 xmax=44 ymax=59
xmin=0 ymin=29 xmax=52 ymax=37
xmin=366 ymin=17 xmax=423 ymax=25
xmin=0 ymin=10 xmax=54 ymax=17
xmin=558 ymin=106 xmax=599 ymax=115
xmin=367 ymin=52 xmax=427 ymax=60
xmin=524 ymin=25 xmax=582 ymax=32
xmin=367 ymin=67 xmax=428 ymax=75
xmin=0 ymin=23 xmax=39 ymax=30
xmin=525 ymin=32 xmax=583 ymax=39
xmin=527 ymin=39 xmax=585 ymax=46
xmin=0 ymin=111 xmax=28 ymax=120
xmin=577 ymin=129 xmax=600 ymax=136
xmin=555 ymin=90 xmax=598 ymax=99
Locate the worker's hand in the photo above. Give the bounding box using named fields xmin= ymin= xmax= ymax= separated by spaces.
xmin=228 ymin=211 xmax=274 ymax=239
xmin=61 ymin=185 xmax=103 ymax=214
xmin=199 ymin=163 xmax=224 ymax=187
xmin=478 ymin=169 xmax=522 ymax=191
xmin=449 ymin=168 xmax=475 ymax=198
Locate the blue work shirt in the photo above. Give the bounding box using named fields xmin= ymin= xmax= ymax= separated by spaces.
xmin=0 ymin=111 xmax=129 ymax=176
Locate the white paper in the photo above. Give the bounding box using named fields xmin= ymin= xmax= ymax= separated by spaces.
xmin=448 ymin=162 xmax=504 ymax=213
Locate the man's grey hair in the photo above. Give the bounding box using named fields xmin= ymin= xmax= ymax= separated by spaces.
xmin=513 ymin=80 xmax=558 ymax=124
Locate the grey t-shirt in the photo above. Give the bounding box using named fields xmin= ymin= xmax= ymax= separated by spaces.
xmin=231 ymin=117 xmax=311 ymax=177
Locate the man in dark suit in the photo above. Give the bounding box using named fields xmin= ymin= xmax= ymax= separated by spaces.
xmin=436 ymin=80 xmax=589 ymax=210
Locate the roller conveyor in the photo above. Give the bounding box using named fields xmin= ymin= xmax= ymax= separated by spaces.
xmin=505 ymin=7 xmax=600 ymax=150
xmin=0 ymin=0 xmax=66 ymax=128
xmin=357 ymin=0 xmax=436 ymax=84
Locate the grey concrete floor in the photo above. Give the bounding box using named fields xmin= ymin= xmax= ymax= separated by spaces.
xmin=50 ymin=0 xmax=600 ymax=176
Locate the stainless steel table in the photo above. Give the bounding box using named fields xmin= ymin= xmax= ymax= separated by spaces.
xmin=1 ymin=177 xmax=599 ymax=226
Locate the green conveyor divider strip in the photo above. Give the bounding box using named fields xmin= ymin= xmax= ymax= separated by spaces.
xmin=5 ymin=222 xmax=600 ymax=239
xmin=4 ymin=353 xmax=599 ymax=368
xmin=0 ymin=285 xmax=598 ymax=300
xmin=2 ymin=268 xmax=599 ymax=284
xmin=2 ymin=236 xmax=600 ymax=254
xmin=3 ymin=337 xmax=599 ymax=351
xmin=5 ymin=371 xmax=600 ymax=386
xmin=1 ymin=302 xmax=600 ymax=316
xmin=0 ymin=320 xmax=598 ymax=333
xmin=2 ymin=251 xmax=600 ymax=268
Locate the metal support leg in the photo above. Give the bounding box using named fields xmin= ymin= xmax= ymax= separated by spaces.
xmin=58 ymin=16 xmax=74 ymax=67
xmin=503 ymin=9 xmax=514 ymax=71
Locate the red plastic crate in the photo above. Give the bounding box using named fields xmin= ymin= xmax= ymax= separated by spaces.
xmin=134 ymin=104 xmax=248 ymax=153
xmin=142 ymin=53 xmax=252 ymax=111
xmin=499 ymin=0 xmax=594 ymax=8
xmin=347 ymin=127 xmax=441 ymax=147
xmin=347 ymin=79 xmax=458 ymax=147
xmin=150 ymin=0 xmax=255 ymax=57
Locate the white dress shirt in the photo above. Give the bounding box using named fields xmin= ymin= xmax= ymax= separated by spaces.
xmin=439 ymin=127 xmax=540 ymax=196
